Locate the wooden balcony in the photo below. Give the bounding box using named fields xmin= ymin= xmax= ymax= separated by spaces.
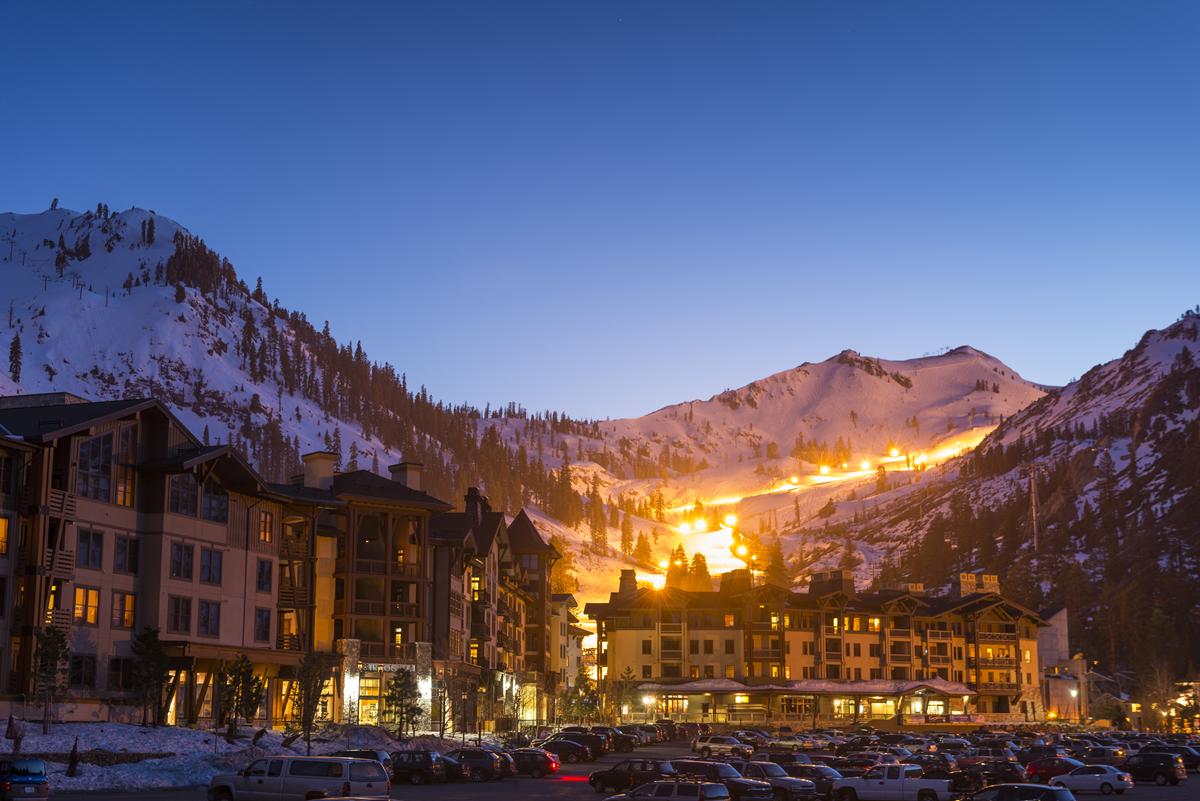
xmin=390 ymin=601 xmax=420 ymax=618
xmin=359 ymin=641 xmax=385 ymax=658
xmin=976 ymin=681 xmax=1019 ymax=691
xmin=927 ymin=630 xmax=953 ymax=641
xmin=889 ymin=651 xmax=913 ymax=663
xmin=660 ymin=649 xmax=683 ymax=660
xmin=352 ymin=599 xmax=385 ymax=615
xmin=752 ymin=621 xmax=777 ymax=632
xmin=750 ymin=649 xmax=782 ymax=659
xmin=822 ymin=625 xmax=840 ymax=636
xmin=973 ymin=656 xmax=1018 ymax=668
xmin=823 ymin=650 xmax=842 ymax=663
xmin=277 ymin=633 xmax=302 ymax=651
xmin=47 ymin=489 xmax=77 ymax=521
xmin=44 ymin=547 xmax=75 ymax=580
xmin=928 ymin=654 xmax=953 ymax=666
xmin=660 ymin=622 xmax=683 ymax=634
xmin=888 ymin=628 xmax=913 ymax=639
xmin=977 ymin=631 xmax=1017 ymax=642
xmin=44 ymin=608 xmax=72 ymax=630
xmin=392 ymin=562 xmax=422 ymax=578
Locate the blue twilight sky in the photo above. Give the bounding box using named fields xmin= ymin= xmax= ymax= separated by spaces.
xmin=3 ymin=2 xmax=1199 ymax=419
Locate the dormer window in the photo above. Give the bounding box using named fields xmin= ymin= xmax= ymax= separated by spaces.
xmin=77 ymin=425 xmax=137 ymax=506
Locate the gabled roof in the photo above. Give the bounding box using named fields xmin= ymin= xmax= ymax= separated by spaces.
xmin=265 ymin=481 xmax=346 ymax=508
xmin=0 ymin=397 xmax=158 ymax=442
xmin=507 ymin=509 xmax=559 ymax=555
xmin=330 ymin=470 xmax=452 ymax=510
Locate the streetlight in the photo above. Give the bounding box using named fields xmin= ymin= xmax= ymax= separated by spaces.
xmin=642 ymin=694 xmax=655 ymax=722
xmin=1069 ymin=687 xmax=1079 ymax=723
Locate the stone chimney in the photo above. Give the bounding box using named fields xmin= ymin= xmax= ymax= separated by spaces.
xmin=618 ymin=569 xmax=639 ymax=594
xmin=302 ymin=451 xmax=337 ymax=490
xmin=388 ymin=461 xmax=423 ymax=491
xmin=464 ymin=487 xmax=488 ymax=527
xmin=719 ymin=569 xmax=753 ymax=595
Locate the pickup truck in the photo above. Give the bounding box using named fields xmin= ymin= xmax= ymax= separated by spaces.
xmin=833 ymin=764 xmax=957 ymax=801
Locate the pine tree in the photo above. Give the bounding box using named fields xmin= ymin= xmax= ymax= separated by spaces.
xmin=619 ymin=513 xmax=634 ymax=558
xmin=381 ymin=668 xmax=424 ymax=736
xmin=8 ymin=333 xmax=20 ymax=383
xmin=295 ymin=650 xmax=336 ymax=754
xmin=764 ymin=537 xmax=789 ymax=588
xmin=130 ymin=626 xmax=168 ymax=726
xmin=689 ymin=553 xmax=712 ymax=590
xmin=219 ymin=654 xmax=265 ymax=741
xmin=146 ymin=216 xmax=155 ymax=244
xmin=633 ymin=532 xmax=652 ymax=564
xmin=34 ymin=625 xmax=70 ymax=734
xmin=666 ymin=545 xmax=689 ymax=588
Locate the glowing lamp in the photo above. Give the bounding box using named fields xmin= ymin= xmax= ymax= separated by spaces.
xmin=658 ymin=559 xmax=669 ymax=569
xmin=693 ymin=519 xmax=708 ymax=532
xmin=724 ymin=514 xmax=738 ymax=526
xmin=890 ymin=448 xmax=900 ymax=458
xmin=642 ymin=695 xmax=655 ymax=706
xmin=860 ymin=460 xmax=871 ymax=470
xmin=818 ymin=466 xmax=830 ymax=475
xmin=736 ymin=544 xmax=748 ymax=557
xmin=678 ymin=522 xmax=692 ymax=533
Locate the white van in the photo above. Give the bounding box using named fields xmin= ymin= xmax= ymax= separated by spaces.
xmin=208 ymin=755 xmax=391 ymax=800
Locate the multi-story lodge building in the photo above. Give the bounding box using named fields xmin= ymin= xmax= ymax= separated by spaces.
xmin=0 ymin=393 xmax=564 ymax=732
xmin=587 ymin=568 xmax=1046 ymax=725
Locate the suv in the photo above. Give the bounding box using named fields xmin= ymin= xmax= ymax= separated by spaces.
xmin=1121 ymin=752 xmax=1188 ymax=785
xmin=208 ymin=756 xmax=390 ymax=800
xmin=592 ymin=759 xmax=679 ymax=794
xmin=0 ymin=759 xmax=49 ymax=801
xmin=332 ymin=749 xmax=393 ymax=772
xmin=444 ymin=748 xmax=504 ymax=781
xmin=1139 ymin=745 xmax=1200 ymax=773
xmin=727 ymin=759 xmax=818 ymax=801
xmin=671 ymin=759 xmax=774 ymax=801
xmin=595 ymin=725 xmax=641 ymax=752
xmin=694 ymin=736 xmax=754 ymax=759
xmin=391 ymin=750 xmax=447 ymax=784
xmin=512 ymin=748 xmax=559 ymax=778
xmin=608 ymin=779 xmax=732 ymax=801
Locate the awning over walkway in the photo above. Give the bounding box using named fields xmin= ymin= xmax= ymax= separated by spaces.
xmin=636 ymin=678 xmax=976 ymax=696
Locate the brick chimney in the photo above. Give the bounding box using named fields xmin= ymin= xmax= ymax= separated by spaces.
xmin=388 ymin=461 xmax=423 ymax=491
xmin=302 ymin=451 xmax=337 ymax=490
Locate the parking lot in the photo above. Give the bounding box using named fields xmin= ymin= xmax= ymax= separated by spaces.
xmin=54 ymin=743 xmax=1200 ymax=801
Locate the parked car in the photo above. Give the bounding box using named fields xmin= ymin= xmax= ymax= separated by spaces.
xmin=620 ymin=725 xmax=655 ymax=745
xmin=756 ymin=752 xmax=814 ymax=767
xmin=967 ymin=784 xmax=1077 ymax=801
xmin=443 ymin=748 xmax=504 ymax=781
xmin=1025 ymin=759 xmax=1085 ymax=785
xmin=826 ymin=756 xmax=882 ymax=779
xmin=727 ymin=759 xmax=818 ymax=801
xmin=208 ymin=756 xmax=391 ymax=801
xmin=1120 ymin=752 xmax=1188 ymax=786
xmin=1077 ymin=748 xmax=1125 ymax=767
xmin=780 ymin=765 xmax=844 ymax=799
xmin=541 ymin=738 xmax=593 ymax=763
xmin=832 ymin=763 xmax=957 ymax=801
xmin=1018 ymin=748 xmax=1069 ymax=765
xmin=511 ymin=748 xmax=559 ymax=778
xmin=391 ymin=750 xmax=447 ymax=784
xmin=671 ymin=759 xmax=775 ymax=801
xmin=1139 ymin=745 xmax=1200 ymax=773
xmin=491 ymin=751 xmax=517 ymax=779
xmin=595 ymin=726 xmax=641 ymax=752
xmin=693 ymin=736 xmax=754 ymax=759
xmin=605 ymin=779 xmax=732 ymax=801
xmin=591 ymin=758 xmax=678 ymax=793
xmin=1048 ymin=765 xmax=1133 ymax=795
xmin=656 ymin=720 xmax=680 ymax=740
xmin=964 ymin=761 xmax=1028 ymax=786
xmin=331 ymin=749 xmax=393 ymax=772
xmin=552 ymin=731 xmax=609 ymax=756
xmin=0 ymin=758 xmax=49 ymax=801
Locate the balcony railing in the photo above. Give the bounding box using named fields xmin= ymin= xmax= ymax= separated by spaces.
xmin=822 ymin=625 xmax=840 ymax=636
xmin=928 ymin=654 xmax=952 ymax=666
xmin=976 ymin=681 xmax=1019 ymax=691
xmin=392 ymin=562 xmax=422 ymax=578
xmin=393 ymin=642 xmax=422 ymax=662
xmin=888 ymin=628 xmax=913 ymax=639
xmin=977 ymin=631 xmax=1018 ymax=642
xmin=750 ymin=649 xmax=782 ymax=659
xmin=752 ymin=621 xmax=778 ymax=632
xmin=353 ymin=558 xmax=388 ymax=575
xmin=391 ymin=602 xmax=420 ymax=618
xmin=660 ymin=622 xmax=683 ymax=634
xmin=471 ymin=619 xmax=491 ymax=640
xmin=45 ymin=608 xmax=72 ymax=630
xmin=471 ymin=591 xmax=491 ymax=606
xmin=359 ymin=641 xmax=385 ymax=658
xmin=823 ymin=650 xmax=842 ymax=663
xmin=44 ymin=548 xmax=75 ymax=580
xmin=352 ymin=599 xmax=385 ymax=615
xmin=660 ymin=649 xmax=683 ymax=660
xmin=927 ymin=630 xmax=953 ymax=641
xmin=277 ymin=633 xmax=302 ymax=651
xmin=889 ymin=651 xmax=912 ymax=663
xmin=974 ymin=656 xmax=1018 ymax=668
xmin=47 ymin=489 xmax=77 ymax=520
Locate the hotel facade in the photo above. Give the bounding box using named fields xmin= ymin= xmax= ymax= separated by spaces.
xmin=586 ymin=568 xmax=1047 ymax=725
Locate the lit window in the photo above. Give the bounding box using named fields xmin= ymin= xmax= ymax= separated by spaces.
xmin=72 ymin=586 xmax=100 ymax=625
xmin=0 ymin=517 xmax=8 ymax=556
xmin=111 ymin=591 xmax=136 ymax=629
xmin=868 ymin=617 xmax=881 ymax=632
xmin=724 ymin=614 xmax=735 ymax=627
xmin=258 ymin=511 xmax=274 ymax=543
xmin=734 ymin=694 xmax=749 ymax=704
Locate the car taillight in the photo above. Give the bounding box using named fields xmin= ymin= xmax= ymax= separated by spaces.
xmin=0 ymin=781 xmax=10 ymax=792
xmin=342 ymin=781 xmax=351 ymax=795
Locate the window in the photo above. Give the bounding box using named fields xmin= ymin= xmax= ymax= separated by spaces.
xmin=170 ymin=542 xmax=193 ymax=579
xmin=724 ymin=639 xmax=735 ymax=655
xmin=198 ymin=600 xmax=221 ymax=636
xmin=168 ymin=596 xmax=191 ymax=633
xmin=200 ymin=547 xmax=223 ymax=585
xmin=76 ymin=432 xmax=113 ymax=501
xmin=0 ymin=517 xmax=8 ymax=556
xmin=642 ymin=665 xmax=652 ymax=678
xmin=114 ymin=425 xmax=136 ymax=507
xmin=113 ymin=534 xmax=139 ymax=574
xmin=725 ymin=665 xmax=736 ymax=679
xmin=689 ymin=639 xmax=699 ymax=655
xmin=704 ymin=639 xmax=714 ymax=654
xmin=168 ymin=473 xmax=198 ymax=516
xmin=289 ymin=761 xmax=343 ymax=778
xmin=258 ymin=510 xmax=274 ymax=543
xmin=0 ymin=577 xmax=5 ymax=619
xmin=869 ymin=643 xmax=881 ymax=657
xmin=642 ymin=639 xmax=652 ymax=655
xmin=256 ymin=559 xmax=273 ymax=593
xmin=72 ymin=586 xmax=100 ymax=625
xmin=111 ymin=591 xmax=135 ymax=629
xmin=201 ymin=480 xmax=229 ymax=523
xmin=68 ymin=655 xmax=97 ymax=688
xmin=108 ymin=657 xmax=135 ymax=690
xmin=704 ymin=664 xmax=715 ymax=678
xmin=868 ymin=616 xmax=881 ymax=632
xmin=724 ymin=614 xmax=735 ymax=627
xmin=254 ymin=608 xmax=271 ymax=642
xmin=77 ymin=528 xmax=103 ymax=569
xmin=690 ymin=666 xmax=700 ymax=678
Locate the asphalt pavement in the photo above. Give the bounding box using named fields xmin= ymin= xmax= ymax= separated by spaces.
xmin=51 ymin=743 xmax=1200 ymax=801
